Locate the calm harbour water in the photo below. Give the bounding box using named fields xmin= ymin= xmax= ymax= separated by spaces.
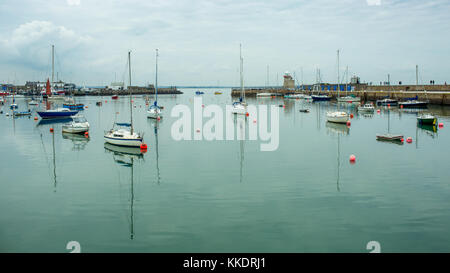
xmin=1 ymin=88 xmax=450 ymax=253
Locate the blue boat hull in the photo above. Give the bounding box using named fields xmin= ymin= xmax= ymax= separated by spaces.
xmin=37 ymin=111 xmax=78 ymax=119
xmin=311 ymin=95 xmax=331 ymax=101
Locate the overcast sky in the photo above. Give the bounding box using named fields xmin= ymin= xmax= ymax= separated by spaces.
xmin=0 ymin=0 xmax=449 ymax=86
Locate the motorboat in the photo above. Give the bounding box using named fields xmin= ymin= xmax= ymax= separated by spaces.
xmin=376 ymin=98 xmax=398 ymax=106
xmin=417 ymin=113 xmax=437 ymax=125
xmin=311 ymin=94 xmax=331 ymax=101
xmin=284 ymin=93 xmax=305 ymax=99
xmin=357 ymin=103 xmax=375 ymax=113
xmin=337 ymin=95 xmax=361 ymax=103
xmin=62 ymin=115 xmax=90 ymax=134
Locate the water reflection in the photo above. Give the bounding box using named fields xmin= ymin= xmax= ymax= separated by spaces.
xmin=150 ymin=119 xmax=162 ymax=185
xmin=326 ymin=122 xmax=350 ymax=136
xmin=104 ymin=143 xmax=145 ymax=240
xmin=235 ymin=115 xmax=246 ymax=183
xmin=62 ymin=132 xmax=90 ymax=151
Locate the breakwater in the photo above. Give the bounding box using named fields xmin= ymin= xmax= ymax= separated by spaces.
xmin=73 ymin=86 xmax=182 ymax=96
xmin=231 ymin=85 xmax=450 ymax=105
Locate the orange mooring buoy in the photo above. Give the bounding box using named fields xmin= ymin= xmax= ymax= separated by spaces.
xmin=246 ymin=112 xmax=249 ymax=117
xmin=50 ymin=128 xmax=54 ymax=133
xmin=140 ymin=143 xmax=148 ymax=150
xmin=84 ymin=132 xmax=89 ymax=138
xmin=350 ymin=113 xmax=354 ymax=119
xmin=34 ymin=116 xmax=38 ymax=121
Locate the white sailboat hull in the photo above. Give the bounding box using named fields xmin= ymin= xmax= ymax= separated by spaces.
xmin=104 ymin=130 xmax=143 ymax=147
xmin=231 ymin=103 xmax=247 ymax=115
xmin=62 ymin=125 xmax=89 ymax=134
xmin=147 ymin=108 xmax=162 ymax=119
xmin=326 ymin=111 xmax=349 ymax=123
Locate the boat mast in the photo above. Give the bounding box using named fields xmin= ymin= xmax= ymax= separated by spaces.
xmin=128 ymin=51 xmax=133 ymax=134
xmin=416 ymin=65 xmax=418 ymax=88
xmin=155 ymin=49 xmax=158 ymax=105
xmin=240 ymin=44 xmax=244 ymax=101
xmin=52 ymin=45 xmax=55 ymax=84
xmin=337 ymin=49 xmax=340 ymax=99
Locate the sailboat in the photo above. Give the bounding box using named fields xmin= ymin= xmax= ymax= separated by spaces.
xmin=231 ymin=44 xmax=247 ymax=115
xmin=37 ymin=79 xmax=79 ymax=119
xmin=376 ymin=107 xmax=403 ymax=143
xmin=147 ymin=49 xmax=163 ymax=119
xmin=104 ymin=51 xmax=144 ymax=147
xmin=337 ymin=66 xmax=360 ymax=103
xmin=311 ymin=69 xmax=331 ymax=101
xmin=10 ymin=87 xmax=18 ymax=110
xmin=327 ymin=50 xmax=349 ymax=124
xmin=399 ymin=65 xmax=428 ymax=108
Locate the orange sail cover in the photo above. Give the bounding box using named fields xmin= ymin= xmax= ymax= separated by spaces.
xmin=46 ymin=79 xmax=51 ymax=96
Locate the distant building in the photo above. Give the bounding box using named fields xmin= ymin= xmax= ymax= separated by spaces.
xmin=283 ymin=71 xmax=295 ymax=89
xmin=108 ymin=82 xmax=124 ymax=91
xmin=350 ymin=76 xmax=361 ymax=84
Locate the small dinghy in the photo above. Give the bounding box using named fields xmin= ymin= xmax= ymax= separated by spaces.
xmin=13 ymin=110 xmax=32 ymax=117
xmin=62 ymin=115 xmax=90 ymax=134
xmin=376 ymin=134 xmax=404 ymax=141
xmin=96 ymin=101 xmax=102 ymax=106
xmin=112 ymin=95 xmax=119 ymax=100
xmin=63 ymin=103 xmax=85 ymax=110
xmin=299 ymin=109 xmax=310 ymax=113
xmin=195 ymin=91 xmax=204 ymax=95
xmin=28 ymin=100 xmax=39 ymax=106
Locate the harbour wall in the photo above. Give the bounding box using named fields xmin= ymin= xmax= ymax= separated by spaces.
xmin=73 ymin=86 xmax=182 ymax=96
xmin=231 ymin=85 xmax=450 ymax=105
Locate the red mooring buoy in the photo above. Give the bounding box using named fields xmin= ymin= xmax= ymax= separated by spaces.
xmin=50 ymin=128 xmax=54 ymax=133
xmin=439 ymin=122 xmax=444 ymax=128
xmin=346 ymin=120 xmax=351 ymax=127
xmin=349 ymin=154 xmax=356 ymax=163
xmin=406 ymin=137 xmax=413 ymax=143
xmin=84 ymin=132 xmax=89 ymax=138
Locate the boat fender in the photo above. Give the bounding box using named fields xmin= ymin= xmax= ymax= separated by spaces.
xmin=84 ymin=132 xmax=89 ymax=138
xmin=346 ymin=121 xmax=351 ymax=127
xmin=439 ymin=123 xmax=444 ymax=128
xmin=350 ymin=114 xmax=354 ymax=119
